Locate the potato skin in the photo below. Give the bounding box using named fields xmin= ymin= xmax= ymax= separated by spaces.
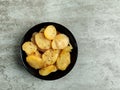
xmin=39 ymin=65 xmax=57 ymax=76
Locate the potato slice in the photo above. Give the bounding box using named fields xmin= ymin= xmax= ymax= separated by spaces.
xmin=42 ymin=49 xmax=60 ymax=67
xmin=31 ymin=38 xmax=34 ymax=43
xmin=44 ymin=25 xmax=57 ymax=40
xmin=52 ymin=34 xmax=69 ymax=49
xmin=62 ymin=43 xmax=73 ymax=52
xmin=35 ymin=33 xmax=51 ymax=50
xmin=37 ymin=48 xmax=47 ymax=53
xmin=39 ymin=28 xmax=45 ymax=33
xmin=31 ymin=32 xmax=38 ymax=44
xmin=56 ymin=51 xmax=71 ymax=71
xmin=22 ymin=41 xmax=37 ymax=55
xmin=39 ymin=65 xmax=57 ymax=76
xmin=26 ymin=55 xmax=43 ymax=69
xmin=32 ymin=50 xmax=42 ymax=58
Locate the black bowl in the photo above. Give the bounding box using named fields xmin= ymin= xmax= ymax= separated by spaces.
xmin=20 ymin=22 xmax=78 ymax=80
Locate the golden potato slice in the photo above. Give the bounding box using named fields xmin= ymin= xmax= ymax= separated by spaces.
xmin=26 ymin=55 xmax=43 ymax=69
xmin=56 ymin=51 xmax=71 ymax=71
xmin=22 ymin=41 xmax=37 ymax=55
xmin=42 ymin=49 xmax=60 ymax=67
xmin=37 ymin=48 xmax=47 ymax=53
xmin=32 ymin=50 xmax=42 ymax=58
xmin=39 ymin=28 xmax=45 ymax=33
xmin=31 ymin=32 xmax=38 ymax=44
xmin=44 ymin=25 xmax=57 ymax=40
xmin=39 ymin=65 xmax=57 ymax=76
xmin=52 ymin=34 xmax=69 ymax=49
xmin=62 ymin=43 xmax=73 ymax=52
xmin=31 ymin=38 xmax=34 ymax=43
xmin=35 ymin=33 xmax=51 ymax=50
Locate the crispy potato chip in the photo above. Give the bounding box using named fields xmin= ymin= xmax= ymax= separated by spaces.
xmin=42 ymin=49 xmax=60 ymax=67
xmin=39 ymin=28 xmax=45 ymax=33
xmin=56 ymin=51 xmax=71 ymax=71
xmin=62 ymin=43 xmax=73 ymax=52
xmin=22 ymin=41 xmax=37 ymax=55
xmin=52 ymin=34 xmax=69 ymax=49
xmin=39 ymin=65 xmax=57 ymax=76
xmin=31 ymin=38 xmax=34 ymax=43
xmin=26 ymin=55 xmax=43 ymax=69
xmin=31 ymin=32 xmax=38 ymax=44
xmin=32 ymin=50 xmax=41 ymax=58
xmin=44 ymin=25 xmax=57 ymax=40
xmin=37 ymin=47 xmax=47 ymax=53
xmin=35 ymin=33 xmax=51 ymax=50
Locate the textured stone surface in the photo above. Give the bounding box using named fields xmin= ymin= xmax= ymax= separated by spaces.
xmin=1 ymin=0 xmax=120 ymax=90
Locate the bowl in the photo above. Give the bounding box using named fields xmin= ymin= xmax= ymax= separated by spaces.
xmin=20 ymin=22 xmax=78 ymax=80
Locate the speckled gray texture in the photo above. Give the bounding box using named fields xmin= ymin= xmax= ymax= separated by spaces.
xmin=1 ymin=0 xmax=120 ymax=90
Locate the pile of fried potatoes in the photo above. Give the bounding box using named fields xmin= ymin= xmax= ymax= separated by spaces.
xmin=22 ymin=25 xmax=73 ymax=76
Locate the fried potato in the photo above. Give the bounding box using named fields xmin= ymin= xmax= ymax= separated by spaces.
xmin=62 ymin=43 xmax=73 ymax=52
xmin=39 ymin=65 xmax=57 ymax=76
xmin=37 ymin=48 xmax=47 ymax=53
xmin=35 ymin=33 xmax=51 ymax=50
xmin=44 ymin=25 xmax=57 ymax=40
xmin=32 ymin=50 xmax=41 ymax=58
xmin=52 ymin=34 xmax=69 ymax=49
xmin=31 ymin=32 xmax=38 ymax=44
xmin=31 ymin=32 xmax=47 ymax=52
xmin=22 ymin=41 xmax=37 ymax=55
xmin=42 ymin=49 xmax=60 ymax=67
xmin=26 ymin=55 xmax=43 ymax=69
xmin=56 ymin=51 xmax=71 ymax=71
xmin=39 ymin=28 xmax=45 ymax=33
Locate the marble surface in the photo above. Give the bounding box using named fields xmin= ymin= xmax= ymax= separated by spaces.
xmin=1 ymin=0 xmax=120 ymax=90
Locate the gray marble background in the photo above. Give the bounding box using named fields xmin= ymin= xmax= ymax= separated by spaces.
xmin=1 ymin=0 xmax=120 ymax=90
